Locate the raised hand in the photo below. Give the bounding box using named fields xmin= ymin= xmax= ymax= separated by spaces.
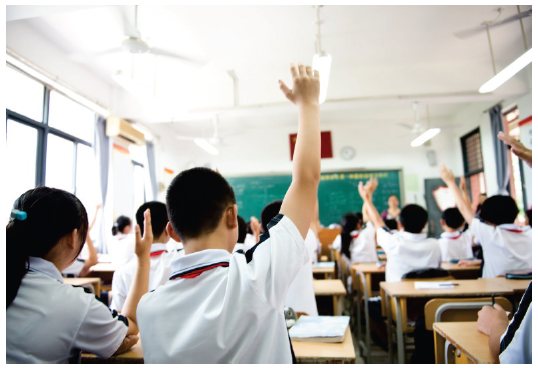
xmin=440 ymin=164 xmax=456 ymax=185
xmin=498 ymin=131 xmax=532 ymax=168
xmin=278 ymin=63 xmax=320 ymax=107
xmin=358 ymin=182 xmax=370 ymax=201
xmin=134 ymin=209 xmax=153 ymax=258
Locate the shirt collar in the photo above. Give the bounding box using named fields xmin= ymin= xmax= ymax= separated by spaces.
xmin=171 ymin=249 xmax=231 ymax=275
xmin=400 ymin=231 xmax=427 ymax=241
xmin=150 ymin=243 xmax=168 ymax=253
xmin=440 ymin=231 xmax=461 ymax=239
xmin=27 ymin=257 xmax=64 ymax=283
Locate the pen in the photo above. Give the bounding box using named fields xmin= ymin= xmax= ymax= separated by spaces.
xmin=492 ymin=295 xmax=495 ymax=306
xmin=439 ymin=283 xmax=459 ymax=286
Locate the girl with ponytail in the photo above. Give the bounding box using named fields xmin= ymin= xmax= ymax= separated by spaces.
xmin=331 ymin=212 xmax=378 ymax=267
xmin=6 ymin=187 xmax=153 ymax=363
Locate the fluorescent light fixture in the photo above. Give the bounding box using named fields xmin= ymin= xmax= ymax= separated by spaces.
xmin=411 ymin=128 xmax=441 ymax=147
xmin=194 ymin=138 xmax=219 ymax=155
xmin=479 ymin=48 xmax=532 ymax=93
xmin=6 ymin=52 xmax=110 ymax=117
xmin=312 ymin=53 xmax=332 ymax=104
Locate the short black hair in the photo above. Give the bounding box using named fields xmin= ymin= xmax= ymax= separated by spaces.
xmin=166 ymin=167 xmax=236 ymax=241
xmin=441 ymin=207 xmax=465 ymax=230
xmin=237 ymin=216 xmax=247 ymax=243
xmin=526 ymin=209 xmax=532 ymax=227
xmin=261 ymin=200 xmax=283 ymax=233
xmin=385 ymin=219 xmax=398 ymax=231
xmin=355 ymin=212 xmax=364 ymax=226
xmin=399 ymin=204 xmax=428 ymax=233
xmin=136 ymin=201 xmax=169 ymax=238
xmin=112 ymin=215 xmax=131 ymax=236
xmin=480 ymin=195 xmax=519 ymax=225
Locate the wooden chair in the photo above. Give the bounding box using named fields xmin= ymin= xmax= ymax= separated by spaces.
xmin=424 ymin=297 xmax=513 ymax=331
xmin=318 ymin=228 xmax=341 ymax=261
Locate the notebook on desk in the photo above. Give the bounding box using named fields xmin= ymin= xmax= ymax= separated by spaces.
xmin=289 ymin=316 xmax=350 ymax=343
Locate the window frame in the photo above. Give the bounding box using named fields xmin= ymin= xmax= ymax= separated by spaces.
xmin=460 ymin=127 xmax=486 ymax=205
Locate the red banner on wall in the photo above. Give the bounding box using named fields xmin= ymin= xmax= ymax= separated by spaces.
xmin=289 ymin=131 xmax=333 ymax=160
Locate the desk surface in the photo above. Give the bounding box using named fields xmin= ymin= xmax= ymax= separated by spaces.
xmin=441 ymin=262 xmax=481 ymax=271
xmin=351 ymin=262 xmax=385 ymax=274
xmin=313 ymin=279 xmax=347 ymax=296
xmin=480 ymin=277 xmax=531 ymax=293
xmin=89 ymin=263 xmax=118 ymax=272
xmin=433 ymin=321 xmax=495 ymax=364
xmin=82 ymin=329 xmax=356 ymax=364
xmin=381 ymin=279 xmax=514 ymax=298
xmin=63 ymin=277 xmax=101 ymax=287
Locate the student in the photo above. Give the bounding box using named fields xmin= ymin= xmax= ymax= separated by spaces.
xmin=475 ymin=131 xmax=532 ymax=364
xmin=244 ymin=216 xmax=261 ymax=248
xmin=306 ymin=201 xmax=322 ymax=264
xmin=233 ymin=215 xmax=248 ymax=252
xmin=137 ymin=63 xmax=321 ymax=363
xmin=439 ymin=165 xmax=531 ymax=277
xmin=476 ymin=193 xmax=487 ymax=216
xmin=358 ymin=178 xmax=441 ymax=282
xmin=438 ymin=207 xmax=473 ymax=262
xmin=260 ymin=200 xmax=318 ymax=316
xmin=332 ymin=212 xmax=377 ymax=265
xmin=108 ymin=215 xmax=136 ymax=266
xmin=111 ymin=201 xmax=174 ymax=311
xmin=525 ymin=208 xmax=532 ymax=227
xmin=6 ymin=187 xmax=152 ymax=363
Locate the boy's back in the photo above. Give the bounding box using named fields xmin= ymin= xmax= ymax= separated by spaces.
xmin=137 ymin=215 xmax=307 ymax=363
xmin=438 ymin=230 xmax=473 ymax=262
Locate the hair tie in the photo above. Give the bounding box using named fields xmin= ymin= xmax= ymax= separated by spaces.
xmin=10 ymin=209 xmax=27 ymax=221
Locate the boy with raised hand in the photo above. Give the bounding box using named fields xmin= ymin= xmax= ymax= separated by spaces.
xmin=136 ymin=63 xmax=320 ymax=364
xmin=358 ymin=178 xmax=441 ymax=282
xmin=439 ymin=162 xmax=531 ymax=278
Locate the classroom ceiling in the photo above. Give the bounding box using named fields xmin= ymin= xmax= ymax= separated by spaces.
xmin=6 ymin=5 xmax=532 ymax=136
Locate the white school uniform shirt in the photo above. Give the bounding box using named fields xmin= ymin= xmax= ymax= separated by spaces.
xmin=6 ymin=257 xmax=128 ymax=363
xmin=376 ymin=227 xmax=442 ymax=282
xmin=500 ymin=304 xmax=532 ymax=363
xmin=137 ymin=214 xmax=308 ymax=364
xmin=469 ymin=219 xmax=532 ymax=278
xmin=438 ymin=230 xmax=473 ymax=262
xmin=110 ymin=243 xmax=174 ymax=311
xmin=244 ymin=233 xmax=257 ymax=248
xmin=304 ymin=228 xmax=320 ymax=264
xmin=332 ymin=229 xmax=378 ymax=265
xmin=107 ymin=233 xmax=136 ymax=266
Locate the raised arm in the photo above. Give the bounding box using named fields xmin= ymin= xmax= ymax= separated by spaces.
xmin=358 ymin=178 xmax=386 ymax=231
xmin=79 ymin=235 xmax=98 ymax=277
xmin=88 ymin=204 xmax=101 ymax=232
xmin=459 ymin=176 xmax=472 ymax=210
xmin=440 ymin=165 xmax=475 ymax=225
xmin=498 ymin=131 xmax=532 ymax=168
xmin=279 ymin=63 xmax=321 ymax=239
xmin=121 ymin=209 xmax=152 ymax=336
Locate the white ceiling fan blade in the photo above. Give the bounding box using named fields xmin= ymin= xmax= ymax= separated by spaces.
xmin=396 ymin=122 xmax=414 ymax=130
xmin=176 ymin=135 xmax=201 ymax=141
xmin=117 ymin=5 xmax=141 ymax=39
xmin=94 ymin=47 xmax=124 ymax=57
xmin=68 ymin=47 xmax=122 ymax=64
xmin=150 ymin=47 xmax=206 ymax=66
xmin=454 ymin=9 xmax=532 ymax=40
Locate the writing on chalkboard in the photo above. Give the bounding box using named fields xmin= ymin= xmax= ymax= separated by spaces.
xmin=321 ymin=172 xmax=389 ymax=181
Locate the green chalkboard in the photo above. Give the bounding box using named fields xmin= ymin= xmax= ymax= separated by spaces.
xmin=226 ymin=169 xmax=403 ymax=226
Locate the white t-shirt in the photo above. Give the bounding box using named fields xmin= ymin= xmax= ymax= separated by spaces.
xmin=6 ymin=257 xmax=128 ymax=363
xmin=137 ymin=214 xmax=308 ymax=363
xmin=110 ymin=243 xmax=174 ymax=311
xmin=469 ymin=219 xmax=532 ymax=278
xmin=332 ymin=228 xmax=378 ymax=265
xmin=107 ymin=234 xmax=136 ymax=267
xmin=438 ymin=230 xmax=474 ymax=262
xmin=376 ymin=228 xmax=442 ymax=282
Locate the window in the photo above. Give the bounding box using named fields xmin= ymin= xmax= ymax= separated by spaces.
xmin=461 ymin=128 xmax=486 ymax=211
xmin=132 ymin=161 xmax=146 ymax=214
xmin=49 ymin=90 xmax=95 ymax=143
xmin=46 ymin=134 xmax=76 ymax=193
xmin=5 ymin=65 xmax=44 ymax=122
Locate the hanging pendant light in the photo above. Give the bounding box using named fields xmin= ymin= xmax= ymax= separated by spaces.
xmin=312 ymin=6 xmax=331 ymax=104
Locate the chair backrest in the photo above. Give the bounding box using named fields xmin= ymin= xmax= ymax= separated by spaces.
xmin=424 ymin=297 xmax=513 ymax=330
xmin=318 ymin=228 xmax=342 ymax=260
xmin=402 ymin=267 xmax=450 ymax=280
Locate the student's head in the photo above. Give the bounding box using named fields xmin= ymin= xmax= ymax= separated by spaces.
xmin=479 ymin=193 xmax=487 ymax=205
xmin=136 ymin=201 xmax=169 ymax=243
xmin=246 ymin=221 xmax=253 ymax=235
xmin=399 ymin=204 xmax=428 ymax=234
xmin=479 ymin=195 xmax=519 ymax=225
xmin=385 ymin=219 xmax=398 ymax=231
xmin=260 ymin=200 xmax=283 ymax=233
xmin=355 ymin=212 xmax=364 ymax=229
xmin=112 ymin=216 xmax=132 ymax=236
xmin=166 ymin=167 xmax=237 ymax=250
xmin=441 ymin=207 xmax=465 ymax=231
xmin=237 ymin=216 xmax=247 ymax=244
xmin=525 ymin=209 xmax=532 ymax=227
xmin=6 ymin=187 xmax=89 ymax=307
xmin=388 ymin=195 xmax=399 ymax=208
xmin=340 ymin=213 xmax=359 ymax=259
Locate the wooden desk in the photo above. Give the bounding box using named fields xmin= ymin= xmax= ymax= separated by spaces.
xmin=313 ymin=279 xmax=347 ymax=316
xmin=82 ymin=330 xmax=356 ymax=364
xmin=292 ymin=328 xmax=356 ymax=364
xmin=312 ymin=262 xmax=335 ymax=279
xmin=441 ymin=262 xmax=481 ymax=279
xmin=433 ymin=322 xmax=495 ymax=364
xmin=351 ymin=262 xmax=385 ymax=363
xmin=87 ymin=263 xmax=117 ymax=284
xmin=484 ymin=277 xmax=531 ymax=293
xmin=63 ymin=277 xmax=101 ymax=296
xmin=381 ymin=279 xmax=514 ymax=364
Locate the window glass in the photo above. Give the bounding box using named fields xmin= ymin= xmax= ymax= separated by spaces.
xmin=49 ymin=90 xmax=94 ymax=142
xmin=133 ymin=163 xmax=146 ymax=216
xmin=46 ymin=134 xmax=75 ymax=193
xmin=76 ymin=143 xmax=99 ymax=211
xmin=5 ymin=66 xmax=44 ymax=122
xmin=5 ymin=120 xmax=38 ymax=222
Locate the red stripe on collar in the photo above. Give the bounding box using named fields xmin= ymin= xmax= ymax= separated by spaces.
xmin=170 ymin=262 xmax=229 ymax=279
xmin=504 ymin=229 xmax=523 ymax=233
xmin=449 ymin=234 xmax=462 ymax=240
xmin=150 ymin=250 xmax=168 ymax=257
xmin=352 ymin=233 xmax=360 ymax=239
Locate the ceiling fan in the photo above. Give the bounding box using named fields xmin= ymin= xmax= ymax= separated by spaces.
xmin=454 ymin=7 xmax=531 ymax=40
xmin=72 ymin=5 xmax=205 ymax=66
